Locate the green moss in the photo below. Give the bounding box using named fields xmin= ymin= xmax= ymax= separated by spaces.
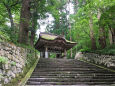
xmin=0 ymin=31 xmax=10 ymax=41
xmin=41 ymin=34 xmax=76 ymax=43
xmin=0 ymin=74 xmax=3 ymax=78
xmin=4 ymin=74 xmax=24 ymax=86
xmin=79 ymin=59 xmax=115 ymax=72
xmin=0 ymin=56 xmax=8 ymax=64
xmin=18 ymin=56 xmax=39 ymax=86
xmin=4 ymin=54 xmax=39 ymax=86
xmin=65 ymin=39 xmax=76 ymax=43
xmin=41 ymin=34 xmax=57 ymax=40
xmin=11 ymin=61 xmax=16 ymax=66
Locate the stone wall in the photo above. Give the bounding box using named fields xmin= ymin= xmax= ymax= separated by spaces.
xmin=75 ymin=52 xmax=115 ymax=68
xmin=0 ymin=42 xmax=27 ymax=85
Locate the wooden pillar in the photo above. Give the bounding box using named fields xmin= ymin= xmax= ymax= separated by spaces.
xmin=56 ymin=53 xmax=62 ymax=58
xmin=45 ymin=47 xmax=48 ymax=58
xmin=40 ymin=52 xmax=43 ymax=58
xmin=71 ymin=48 xmax=72 ymax=58
xmin=64 ymin=49 xmax=67 ymax=59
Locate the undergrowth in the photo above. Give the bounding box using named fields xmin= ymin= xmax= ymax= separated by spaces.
xmin=79 ymin=44 xmax=115 ymax=55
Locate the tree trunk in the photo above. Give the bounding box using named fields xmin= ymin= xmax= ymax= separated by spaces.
xmin=7 ymin=8 xmax=14 ymax=29
xmin=19 ymin=0 xmax=31 ymax=44
xmin=3 ymin=4 xmax=15 ymax=30
xmin=30 ymin=20 xmax=36 ymax=47
xmin=74 ymin=0 xmax=79 ymax=13
xmin=98 ymin=27 xmax=106 ymax=48
xmin=97 ymin=9 xmax=106 ymax=49
xmin=30 ymin=21 xmax=35 ymax=47
xmin=30 ymin=30 xmax=35 ymax=47
xmin=109 ymin=29 xmax=113 ymax=45
xmin=110 ymin=28 xmax=115 ymax=44
xmin=89 ymin=16 xmax=97 ymax=50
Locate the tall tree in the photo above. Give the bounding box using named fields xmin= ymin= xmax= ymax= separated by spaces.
xmin=0 ymin=0 xmax=20 ymax=30
xmin=97 ymin=9 xmax=106 ymax=49
xmin=30 ymin=0 xmax=48 ymax=46
xmin=46 ymin=0 xmax=69 ymax=36
xmin=89 ymin=15 xmax=97 ymax=50
xmin=19 ymin=0 xmax=31 ymax=44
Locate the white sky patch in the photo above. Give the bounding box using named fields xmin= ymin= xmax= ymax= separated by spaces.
xmin=67 ymin=2 xmax=74 ymax=14
xmin=6 ymin=22 xmax=11 ymax=27
xmin=36 ymin=13 xmax=54 ymax=36
xmin=36 ymin=2 xmax=74 ymax=37
xmin=5 ymin=14 xmax=15 ymax=26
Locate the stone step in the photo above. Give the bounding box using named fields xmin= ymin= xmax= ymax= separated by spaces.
xmin=36 ymin=66 xmax=97 ymax=68
xmin=30 ymin=75 xmax=115 ymax=79
xmin=26 ymin=58 xmax=115 ymax=85
xmin=37 ymin=63 xmax=93 ymax=66
xmin=31 ymin=73 xmax=115 ymax=76
xmin=35 ymin=68 xmax=108 ymax=72
xmin=33 ymin=70 xmax=114 ymax=74
xmin=36 ymin=65 xmax=107 ymax=68
xmin=26 ymin=81 xmax=115 ymax=85
xmin=37 ymin=60 xmax=89 ymax=63
xmin=31 ymin=74 xmax=115 ymax=78
xmin=27 ymin=77 xmax=115 ymax=82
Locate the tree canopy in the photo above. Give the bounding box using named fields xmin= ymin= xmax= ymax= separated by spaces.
xmin=0 ymin=0 xmax=115 ymax=57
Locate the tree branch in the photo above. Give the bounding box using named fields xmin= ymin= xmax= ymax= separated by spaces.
xmin=10 ymin=0 xmax=20 ymax=7
xmin=2 ymin=1 xmax=7 ymax=7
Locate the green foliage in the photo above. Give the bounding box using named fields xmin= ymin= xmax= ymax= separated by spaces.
xmin=50 ymin=53 xmax=56 ymax=58
xmin=0 ymin=26 xmax=19 ymax=43
xmin=25 ymin=50 xmax=38 ymax=70
xmin=70 ymin=0 xmax=115 ymax=54
xmin=0 ymin=0 xmax=114 ymax=59
xmin=96 ymin=45 xmax=115 ymax=55
xmin=46 ymin=0 xmax=69 ymax=36
xmin=79 ymin=44 xmax=115 ymax=55
xmin=0 ymin=29 xmax=10 ymax=41
xmin=11 ymin=61 xmax=16 ymax=66
xmin=80 ymin=48 xmax=91 ymax=53
xmin=0 ymin=56 xmax=8 ymax=64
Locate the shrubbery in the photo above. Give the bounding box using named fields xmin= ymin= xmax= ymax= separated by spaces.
xmin=0 ymin=30 xmax=10 ymax=42
xmin=0 ymin=56 xmax=8 ymax=64
xmin=79 ymin=44 xmax=115 ymax=55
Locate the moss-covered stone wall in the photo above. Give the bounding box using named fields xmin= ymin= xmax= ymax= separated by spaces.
xmin=75 ymin=52 xmax=115 ymax=68
xmin=0 ymin=42 xmax=36 ymax=85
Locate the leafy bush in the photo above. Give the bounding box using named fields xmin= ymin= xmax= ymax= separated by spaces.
xmin=0 ymin=27 xmax=18 ymax=43
xmin=80 ymin=48 xmax=92 ymax=52
xmin=11 ymin=61 xmax=16 ymax=66
xmin=0 ymin=56 xmax=8 ymax=64
xmin=0 ymin=30 xmax=10 ymax=41
xmin=26 ymin=52 xmax=36 ymax=69
xmin=78 ymin=44 xmax=115 ymax=55
xmin=50 ymin=53 xmax=56 ymax=58
xmin=96 ymin=49 xmax=115 ymax=55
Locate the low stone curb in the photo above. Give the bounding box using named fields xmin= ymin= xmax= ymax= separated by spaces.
xmin=18 ymin=55 xmax=40 ymax=86
xmin=79 ymin=59 xmax=115 ymax=73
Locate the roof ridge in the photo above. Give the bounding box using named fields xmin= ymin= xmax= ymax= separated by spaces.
xmin=40 ymin=32 xmax=66 ymax=37
xmin=40 ymin=32 xmax=58 ymax=36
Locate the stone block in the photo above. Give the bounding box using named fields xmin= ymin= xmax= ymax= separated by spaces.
xmin=16 ymin=63 xmax=22 ymax=68
xmin=4 ymin=78 xmax=9 ymax=84
xmin=17 ymin=68 xmax=22 ymax=73
xmin=11 ymin=72 xmax=15 ymax=78
xmin=11 ymin=66 xmax=17 ymax=74
xmin=3 ymin=64 xmax=9 ymax=70
xmin=0 ymin=69 xmax=2 ymax=75
xmin=75 ymin=52 xmax=83 ymax=59
xmin=7 ymin=70 xmax=12 ymax=77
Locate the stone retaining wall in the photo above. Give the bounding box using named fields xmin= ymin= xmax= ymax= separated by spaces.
xmin=0 ymin=42 xmax=27 ymax=84
xmin=75 ymin=52 xmax=115 ymax=68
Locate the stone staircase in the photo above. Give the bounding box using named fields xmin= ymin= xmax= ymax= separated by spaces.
xmin=26 ymin=58 xmax=115 ymax=85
